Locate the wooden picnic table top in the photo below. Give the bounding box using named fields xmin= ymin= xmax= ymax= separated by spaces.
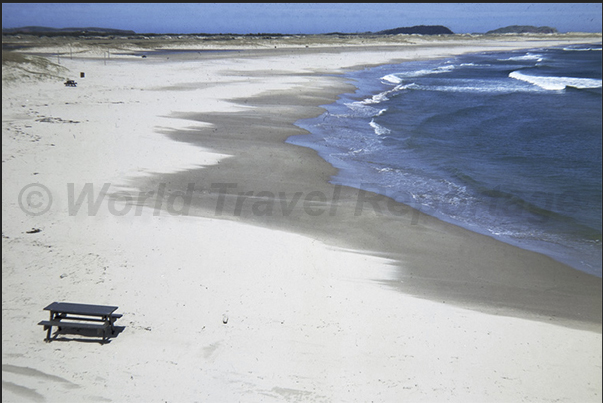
xmin=44 ymin=302 xmax=118 ymax=317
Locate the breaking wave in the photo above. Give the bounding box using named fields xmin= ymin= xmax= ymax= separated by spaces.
xmin=509 ymin=70 xmax=603 ymax=91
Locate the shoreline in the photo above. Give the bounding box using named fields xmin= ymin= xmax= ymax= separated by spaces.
xmin=289 ymin=46 xmax=603 ymax=278
xmin=3 ymin=34 xmax=602 ymax=401
xmin=129 ymin=42 xmax=602 ymax=331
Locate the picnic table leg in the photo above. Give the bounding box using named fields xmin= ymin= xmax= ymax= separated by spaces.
xmin=101 ymin=315 xmax=109 ymax=344
xmin=46 ymin=311 xmax=55 ymax=342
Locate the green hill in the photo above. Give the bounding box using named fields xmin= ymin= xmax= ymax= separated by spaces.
xmin=486 ymin=25 xmax=558 ymax=34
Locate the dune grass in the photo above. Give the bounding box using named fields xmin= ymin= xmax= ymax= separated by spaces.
xmin=2 ymin=50 xmax=69 ymax=83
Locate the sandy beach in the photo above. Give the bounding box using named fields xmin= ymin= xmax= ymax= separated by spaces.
xmin=3 ymin=33 xmax=602 ymax=402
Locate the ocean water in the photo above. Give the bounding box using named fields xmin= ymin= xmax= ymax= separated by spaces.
xmin=289 ymin=43 xmax=602 ymax=276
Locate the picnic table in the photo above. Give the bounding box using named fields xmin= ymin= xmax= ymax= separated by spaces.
xmin=38 ymin=302 xmax=122 ymax=343
xmin=64 ymin=80 xmax=77 ymax=87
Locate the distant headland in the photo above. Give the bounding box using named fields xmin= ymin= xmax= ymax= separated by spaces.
xmin=374 ymin=25 xmax=454 ymax=35
xmin=486 ymin=25 xmax=558 ymax=34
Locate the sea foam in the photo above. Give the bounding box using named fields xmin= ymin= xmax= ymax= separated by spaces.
xmin=381 ymin=65 xmax=454 ymax=82
xmin=563 ymin=46 xmax=602 ymax=51
xmin=369 ymin=119 xmax=391 ymax=136
xmin=509 ymin=71 xmax=603 ymax=91
xmin=500 ymin=53 xmax=544 ymax=62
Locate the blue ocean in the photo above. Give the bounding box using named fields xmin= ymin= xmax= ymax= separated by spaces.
xmin=289 ymin=43 xmax=602 ymax=276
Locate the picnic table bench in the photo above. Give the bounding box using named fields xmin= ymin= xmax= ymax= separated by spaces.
xmin=38 ymin=302 xmax=122 ymax=343
xmin=64 ymin=80 xmax=77 ymax=87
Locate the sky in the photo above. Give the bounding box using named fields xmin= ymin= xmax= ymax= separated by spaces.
xmin=2 ymin=3 xmax=602 ymax=35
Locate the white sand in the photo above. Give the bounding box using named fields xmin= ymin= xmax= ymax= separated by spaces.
xmin=3 ymin=35 xmax=602 ymax=402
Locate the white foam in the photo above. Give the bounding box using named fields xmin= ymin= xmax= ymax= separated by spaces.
xmin=361 ymin=92 xmax=390 ymax=104
xmin=563 ymin=46 xmax=602 ymax=51
xmin=414 ymin=79 xmax=540 ymax=94
xmin=361 ymin=83 xmax=416 ymax=109
xmin=344 ymin=102 xmax=383 ymax=118
xmin=381 ymin=74 xmax=403 ymax=84
xmin=500 ymin=53 xmax=544 ymax=62
xmin=509 ymin=71 xmax=603 ymax=91
xmin=398 ymin=83 xmax=419 ymax=90
xmin=406 ymin=69 xmax=438 ymax=77
xmin=369 ymin=119 xmax=391 ymax=136
xmin=380 ymin=65 xmax=454 ymax=82
xmin=460 ymin=63 xmax=492 ymax=68
xmin=436 ymin=65 xmax=455 ymax=72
